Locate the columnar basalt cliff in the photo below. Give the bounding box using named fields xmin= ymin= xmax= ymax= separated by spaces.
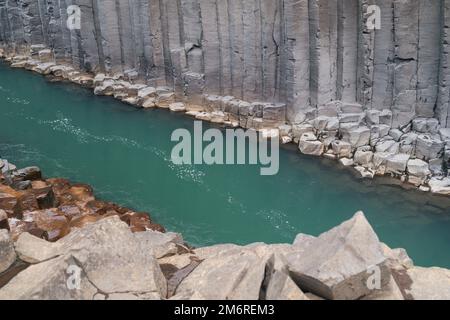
xmin=1 ymin=0 xmax=449 ymax=123
xmin=2 ymin=1 xmax=450 ymax=193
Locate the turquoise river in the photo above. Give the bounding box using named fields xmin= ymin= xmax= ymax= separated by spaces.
xmin=1 ymin=62 xmax=450 ymax=268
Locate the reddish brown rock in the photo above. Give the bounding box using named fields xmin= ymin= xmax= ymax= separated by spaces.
xmin=68 ymin=184 xmax=95 ymax=203
xmin=0 ymin=209 xmax=8 ymax=230
xmin=0 ymin=185 xmax=22 ymax=218
xmin=18 ymin=193 xmax=39 ymax=212
xmin=69 ymin=214 xmax=101 ymax=229
xmin=7 ymin=218 xmax=45 ymax=241
xmin=32 ymin=186 xmax=57 ymax=209
xmin=22 ymin=210 xmax=69 ymax=242
xmin=121 ymin=212 xmax=165 ymax=233
xmin=58 ymin=205 xmax=82 ymax=220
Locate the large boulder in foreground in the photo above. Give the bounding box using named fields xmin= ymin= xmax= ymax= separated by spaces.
xmin=404 ymin=267 xmax=450 ymax=300
xmin=0 ymin=217 xmax=167 ymax=300
xmin=0 ymin=230 xmax=16 ymax=273
xmin=287 ymin=212 xmax=390 ymax=300
xmin=172 ymin=248 xmax=268 ymax=300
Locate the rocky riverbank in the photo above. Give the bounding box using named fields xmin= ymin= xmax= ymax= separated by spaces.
xmin=1 ymin=158 xmax=450 ymax=300
xmin=2 ymin=45 xmax=450 ymax=197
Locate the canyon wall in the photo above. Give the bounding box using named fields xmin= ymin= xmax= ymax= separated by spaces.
xmin=0 ymin=0 xmax=449 ymax=128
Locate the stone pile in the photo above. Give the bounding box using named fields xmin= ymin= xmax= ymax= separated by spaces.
xmin=0 ymin=158 xmax=164 ymax=244
xmin=1 ymin=210 xmax=449 ymax=300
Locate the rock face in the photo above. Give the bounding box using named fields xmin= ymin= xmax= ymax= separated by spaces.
xmin=0 ymin=0 xmax=449 ymax=126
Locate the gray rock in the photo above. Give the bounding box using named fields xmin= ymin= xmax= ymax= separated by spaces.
xmin=407 ymin=159 xmax=430 ymax=178
xmin=340 ymin=125 xmax=371 ymax=149
xmin=15 ymin=233 xmax=60 ymax=264
xmin=135 ymin=230 xmax=183 ymax=259
xmin=389 ymin=129 xmax=404 ymax=142
xmin=298 ymin=133 xmax=324 ymax=156
xmin=287 ymin=212 xmax=389 ymax=300
xmin=386 ymin=154 xmax=411 ymax=175
xmin=174 ymin=248 xmax=268 ymax=300
xmin=331 ymin=140 xmax=352 ymax=158
xmin=415 ymin=135 xmax=444 ymax=160
xmin=354 ymin=150 xmax=374 ymax=166
xmin=429 ymin=177 xmax=450 ymax=195
xmin=405 ymin=267 xmax=450 ymax=300
xmin=412 ymin=118 xmax=439 ymax=134
xmin=263 ymin=254 xmax=308 ymax=300
xmin=0 ymin=230 xmax=16 ymax=273
xmin=0 ymin=217 xmax=167 ymax=300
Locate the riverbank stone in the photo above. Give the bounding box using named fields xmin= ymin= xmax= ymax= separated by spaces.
xmin=287 ymin=212 xmax=389 ymax=300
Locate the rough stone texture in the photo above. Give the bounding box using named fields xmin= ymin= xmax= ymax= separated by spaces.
xmin=0 ymin=217 xmax=167 ymax=300
xmin=173 ymin=248 xmax=268 ymax=300
xmin=0 ymin=229 xmax=16 ymax=273
xmin=405 ymin=267 xmax=450 ymax=300
xmin=287 ymin=212 xmax=389 ymax=300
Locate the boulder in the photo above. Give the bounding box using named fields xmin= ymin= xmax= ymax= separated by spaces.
xmin=415 ymin=135 xmax=444 ymax=161
xmin=298 ymin=133 xmax=324 ymax=156
xmin=407 ymin=159 xmax=430 ymax=185
xmin=174 ymin=248 xmax=268 ymax=300
xmin=169 ymin=102 xmax=186 ymax=112
xmin=0 ymin=217 xmax=167 ymax=299
xmin=11 ymin=167 xmax=42 ymax=182
xmin=404 ymin=267 xmax=450 ymax=300
xmin=14 ymin=232 xmax=60 ymax=264
xmin=292 ymin=124 xmax=314 ymax=142
xmin=366 ymin=110 xmax=380 ymax=125
xmin=428 ymin=178 xmax=450 ymax=195
xmin=135 ymin=230 xmax=183 ymax=259
xmin=354 ymin=150 xmax=374 ymax=166
xmin=389 ymin=129 xmax=404 ymax=142
xmin=386 ymin=154 xmax=410 ymax=174
xmin=0 ymin=229 xmax=16 ymax=273
xmin=287 ymin=212 xmax=389 ymax=300
xmin=137 ymin=86 xmax=157 ymax=99
xmin=38 ymin=49 xmax=53 ymax=62
xmin=354 ymin=166 xmax=375 ymax=179
xmin=339 ymin=157 xmax=354 ymax=166
xmin=412 ymin=118 xmax=439 ymax=134
xmin=331 ymin=140 xmax=352 ymax=158
xmin=263 ymin=254 xmax=308 ymax=300
xmin=375 ymin=139 xmax=399 ymax=153
xmin=340 ymin=125 xmax=371 ymax=149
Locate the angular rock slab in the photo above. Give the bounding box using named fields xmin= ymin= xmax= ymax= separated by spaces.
xmin=174 ymin=248 xmax=268 ymax=300
xmin=287 ymin=212 xmax=390 ymax=300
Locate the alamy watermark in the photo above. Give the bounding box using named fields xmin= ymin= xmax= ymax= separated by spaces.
xmin=66 ymin=265 xmax=82 ymax=290
xmin=170 ymin=121 xmax=279 ymax=176
xmin=366 ymin=5 xmax=381 ymax=30
xmin=67 ymin=5 xmax=81 ymax=30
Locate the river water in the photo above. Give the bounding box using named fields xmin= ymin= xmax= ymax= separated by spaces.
xmin=1 ymin=62 xmax=450 ymax=268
